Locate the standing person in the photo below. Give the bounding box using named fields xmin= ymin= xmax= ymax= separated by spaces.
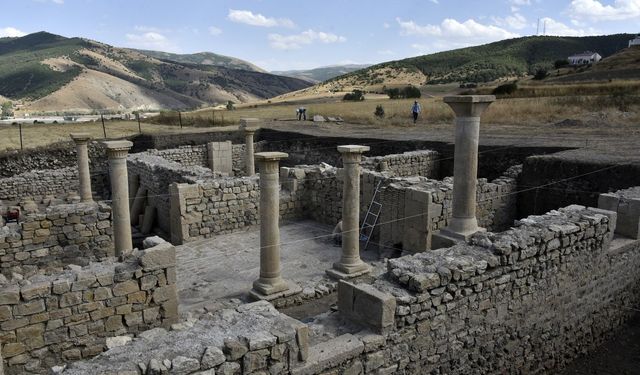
xmin=411 ymin=101 xmax=422 ymax=124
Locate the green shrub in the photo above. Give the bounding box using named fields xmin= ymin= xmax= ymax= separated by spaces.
xmin=343 ymin=90 xmax=365 ymax=101
xmin=374 ymin=105 xmax=385 ymax=118
xmin=492 ymin=82 xmax=518 ymax=96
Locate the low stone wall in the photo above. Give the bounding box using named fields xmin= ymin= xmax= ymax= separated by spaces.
xmin=53 ymin=206 xmax=640 ymax=374
xmin=60 ymin=301 xmax=308 ymax=375
xmin=599 ymin=186 xmax=640 ymax=239
xmin=362 ymin=150 xmax=440 ymax=178
xmin=0 ymin=241 xmax=179 ymax=374
xmin=376 ymin=165 xmax=520 ymax=252
xmin=147 ymin=145 xmax=208 ymax=167
xmin=0 ymin=202 xmax=113 ymax=275
xmin=0 ymin=168 xmax=79 ymax=202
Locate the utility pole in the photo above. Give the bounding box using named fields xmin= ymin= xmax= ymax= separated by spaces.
xmin=136 ymin=113 xmax=141 ymax=133
xmin=178 ymin=111 xmax=183 ymax=129
xmin=101 ymin=114 xmax=107 ymax=138
xmin=536 ymin=18 xmax=540 ymax=35
xmin=19 ymin=123 xmax=23 ymax=150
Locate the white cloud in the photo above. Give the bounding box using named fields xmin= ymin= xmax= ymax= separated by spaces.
xmin=125 ymin=32 xmax=180 ymax=52
xmin=493 ymin=13 xmax=528 ymax=30
xmin=228 ymin=9 xmax=295 ymax=28
xmin=52 ymin=0 xmax=64 ymax=3
xmin=568 ymin=0 xmax=640 ymax=21
xmin=397 ymin=18 xmax=519 ymax=41
xmin=268 ymin=30 xmax=346 ymax=50
xmin=0 ymin=27 xmax=27 ymax=37
xmin=208 ymin=26 xmax=222 ymax=36
xmin=383 ymin=22 xmax=390 ymax=29
xmin=539 ymin=17 xmax=598 ymax=36
xmin=429 ymin=0 xmax=439 ymax=3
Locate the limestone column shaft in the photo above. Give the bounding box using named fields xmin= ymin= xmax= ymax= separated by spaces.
xmin=442 ymin=95 xmax=495 ymax=239
xmin=70 ymin=133 xmax=93 ymax=202
xmin=240 ymin=118 xmax=259 ymax=176
xmin=252 ymin=151 xmax=290 ymax=296
xmin=104 ymin=140 xmax=134 ymax=257
xmin=328 ymin=145 xmax=371 ymax=279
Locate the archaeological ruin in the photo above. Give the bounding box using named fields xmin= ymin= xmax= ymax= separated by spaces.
xmin=1 ymin=95 xmax=640 ymax=374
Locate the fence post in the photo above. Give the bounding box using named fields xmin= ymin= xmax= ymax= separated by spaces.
xmin=212 ymin=111 xmax=215 ymax=126
xmin=19 ymin=123 xmax=23 ymax=150
xmin=101 ymin=114 xmax=107 ymax=138
xmin=137 ymin=113 xmax=142 ymax=133
xmin=178 ymin=111 xmax=183 ymax=129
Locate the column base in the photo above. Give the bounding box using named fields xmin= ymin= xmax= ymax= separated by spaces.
xmin=249 ymin=280 xmax=302 ymax=301
xmin=326 ymin=261 xmax=371 ymax=280
xmin=431 ymin=227 xmax=486 ymax=250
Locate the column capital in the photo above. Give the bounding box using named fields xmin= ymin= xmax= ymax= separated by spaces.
xmin=444 ymin=95 xmax=495 ymax=118
xmin=240 ymin=118 xmax=260 ymax=133
xmin=70 ymin=133 xmax=91 ymax=144
xmin=103 ymin=140 xmax=133 ymax=159
xmin=338 ymin=145 xmax=370 ymax=154
xmin=255 ymin=152 xmax=288 ymax=162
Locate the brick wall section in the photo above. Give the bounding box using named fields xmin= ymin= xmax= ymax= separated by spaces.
xmin=0 ymin=241 xmax=178 ymax=374
xmin=0 ymin=202 xmax=113 ymax=275
xmin=361 ymin=150 xmax=440 ymax=178
xmin=0 ymin=168 xmax=79 ymax=202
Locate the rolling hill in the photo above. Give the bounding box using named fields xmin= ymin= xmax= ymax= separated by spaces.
xmin=0 ymin=32 xmax=311 ymax=113
xmin=311 ymin=34 xmax=635 ymax=93
xmin=136 ymin=50 xmax=266 ymax=73
xmin=271 ymin=64 xmax=371 ymax=83
xmin=546 ymin=45 xmax=640 ymax=83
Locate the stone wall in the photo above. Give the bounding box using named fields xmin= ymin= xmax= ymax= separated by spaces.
xmin=60 ymin=301 xmax=308 ymax=375
xmin=0 ymin=202 xmax=113 ymax=275
xmin=599 ymin=186 xmax=640 ymax=239
xmin=0 ymin=168 xmax=79 ymax=203
xmin=361 ymin=150 xmax=440 ymax=178
xmin=147 ymin=145 xmax=208 ymax=167
xmin=518 ymin=152 xmax=640 ymax=217
xmin=54 ymin=206 xmax=640 ymax=375
xmin=0 ymin=241 xmax=179 ymax=374
xmin=127 ymin=154 xmax=220 ymax=236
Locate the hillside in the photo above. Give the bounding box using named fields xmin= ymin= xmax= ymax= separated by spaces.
xmin=546 ymin=46 xmax=640 ymax=83
xmin=272 ymin=64 xmax=371 ymax=83
xmin=319 ymin=34 xmax=634 ymax=92
xmin=0 ymin=32 xmax=310 ymax=113
xmin=136 ymin=50 xmax=266 ymax=73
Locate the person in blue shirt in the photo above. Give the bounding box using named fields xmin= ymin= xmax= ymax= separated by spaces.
xmin=411 ymin=101 xmax=421 ymax=124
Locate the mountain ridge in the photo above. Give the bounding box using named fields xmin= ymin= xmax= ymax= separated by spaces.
xmin=0 ymin=31 xmax=311 ymax=113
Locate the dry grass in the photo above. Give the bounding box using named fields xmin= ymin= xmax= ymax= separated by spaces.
xmin=0 ymin=120 xmax=204 ymax=152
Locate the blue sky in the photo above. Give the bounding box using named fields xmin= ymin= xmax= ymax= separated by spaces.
xmin=1 ymin=0 xmax=639 ymax=71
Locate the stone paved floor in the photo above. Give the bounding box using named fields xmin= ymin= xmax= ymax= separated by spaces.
xmin=176 ymin=220 xmax=380 ymax=314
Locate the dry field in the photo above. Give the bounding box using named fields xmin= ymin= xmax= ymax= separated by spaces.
xmin=0 ymin=120 xmax=210 ymax=151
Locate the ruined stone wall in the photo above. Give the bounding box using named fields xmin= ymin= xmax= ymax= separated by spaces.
xmin=169 ymin=171 xmax=307 ymax=244
xmin=58 ymin=301 xmax=308 ymax=375
xmin=0 ymin=241 xmax=179 ymax=375
xmin=378 ymin=165 xmax=520 ymax=252
xmin=518 ymin=153 xmax=640 ymax=217
xmin=127 ymin=154 xmax=222 ymax=236
xmin=0 ymin=202 xmax=113 ymax=275
xmin=361 ymin=150 xmax=440 ymax=178
xmin=147 ymin=145 xmax=208 ymax=167
xmin=320 ymin=205 xmax=638 ymax=375
xmin=57 ymin=206 xmax=640 ymax=375
xmin=0 ymin=168 xmax=79 ymax=202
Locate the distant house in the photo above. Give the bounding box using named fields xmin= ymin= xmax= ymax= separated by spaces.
xmin=568 ymin=51 xmax=602 ymax=66
xmin=630 ymin=35 xmax=640 ymax=48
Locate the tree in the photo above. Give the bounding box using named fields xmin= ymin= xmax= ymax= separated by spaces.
xmin=533 ymin=69 xmax=548 ymax=80
xmin=554 ymin=59 xmax=570 ymax=69
xmin=385 ymin=88 xmax=400 ymax=99
xmin=401 ymin=86 xmax=421 ymax=99
xmin=1 ymin=101 xmax=13 ymax=119
xmin=343 ymin=90 xmax=365 ymax=101
xmin=226 ymin=101 xmax=235 ymax=110
xmin=492 ymin=82 xmax=518 ymax=96
xmin=374 ymin=105 xmax=385 ymax=118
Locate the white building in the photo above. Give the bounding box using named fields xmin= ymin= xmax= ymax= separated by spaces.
xmin=568 ymin=51 xmax=602 ymax=66
xmin=630 ymin=35 xmax=640 ymax=48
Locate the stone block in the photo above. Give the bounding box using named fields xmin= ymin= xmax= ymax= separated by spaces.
xmin=139 ymin=243 xmax=176 ymax=271
xmin=338 ymin=281 xmax=396 ymax=334
xmin=0 ymin=286 xmax=20 ymax=305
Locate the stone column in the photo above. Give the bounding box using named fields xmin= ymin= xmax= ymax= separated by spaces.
xmin=327 ymin=145 xmax=371 ymax=279
xmin=240 ymin=118 xmax=259 ymax=176
xmin=104 ymin=140 xmax=134 ymax=257
xmin=434 ymin=95 xmax=495 ymax=246
xmin=251 ymin=152 xmax=297 ymax=299
xmin=70 ymin=133 xmax=93 ymax=202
